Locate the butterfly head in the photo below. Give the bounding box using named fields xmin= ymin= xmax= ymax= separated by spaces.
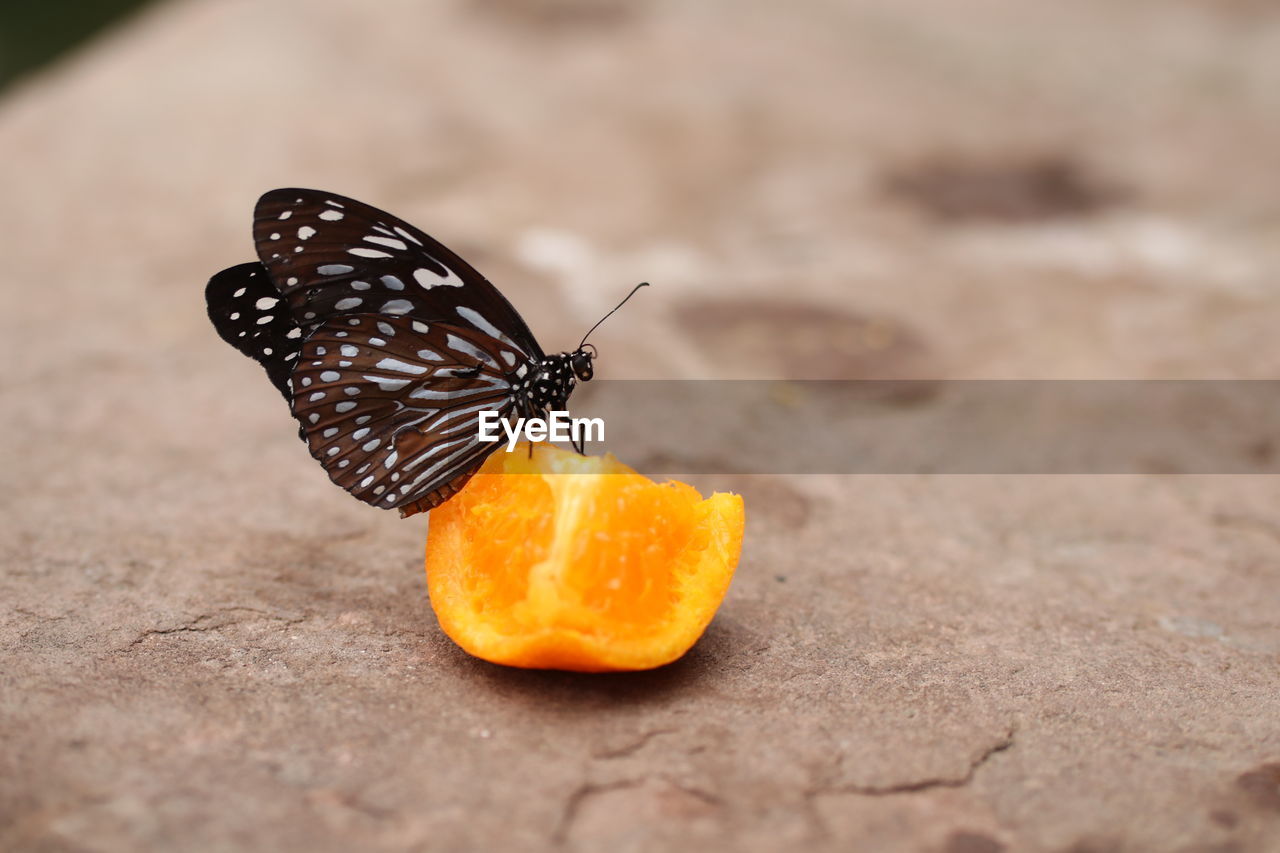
xmin=570 ymin=343 xmax=596 ymax=382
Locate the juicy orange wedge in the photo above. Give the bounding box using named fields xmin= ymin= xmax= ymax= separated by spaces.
xmin=425 ymin=443 xmax=744 ymax=672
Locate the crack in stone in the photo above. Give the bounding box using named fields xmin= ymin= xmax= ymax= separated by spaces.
xmin=591 ymin=728 xmax=676 ymax=760
xmin=552 ymin=779 xmax=643 ymax=844
xmin=125 ymin=607 xmax=306 ymax=649
xmin=551 ymin=775 xmax=722 ymax=844
xmin=810 ymin=726 xmax=1016 ymax=799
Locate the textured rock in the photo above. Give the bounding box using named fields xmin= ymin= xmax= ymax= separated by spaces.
xmin=2 ymin=0 xmax=1279 ymax=850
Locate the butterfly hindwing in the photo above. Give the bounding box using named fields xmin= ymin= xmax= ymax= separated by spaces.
xmin=290 ymin=314 xmax=521 ymax=514
xmin=204 ymin=261 xmax=303 ymax=398
xmin=251 ymin=189 xmax=543 ymax=359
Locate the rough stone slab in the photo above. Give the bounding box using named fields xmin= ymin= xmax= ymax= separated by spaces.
xmin=2 ymin=1 xmax=1279 ymax=850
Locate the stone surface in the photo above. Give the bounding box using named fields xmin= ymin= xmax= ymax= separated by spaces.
xmin=2 ymin=0 xmax=1279 ymax=850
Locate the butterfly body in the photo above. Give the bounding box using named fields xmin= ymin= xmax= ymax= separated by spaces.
xmin=206 ymin=189 xmax=597 ymax=517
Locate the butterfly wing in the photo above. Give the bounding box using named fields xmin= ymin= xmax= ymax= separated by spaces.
xmin=251 ymin=188 xmax=544 ymax=360
xmin=205 ymin=262 xmax=304 ymax=398
xmin=209 ymin=188 xmax=555 ymax=515
xmin=290 ymin=314 xmax=521 ymax=516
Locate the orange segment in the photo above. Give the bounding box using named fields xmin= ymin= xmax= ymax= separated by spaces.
xmin=425 ymin=443 xmax=744 ymax=672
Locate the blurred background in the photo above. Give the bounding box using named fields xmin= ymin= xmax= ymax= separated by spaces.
xmin=0 ymin=1 xmax=158 ymax=91
xmin=4 ymin=2 xmax=1280 ymax=851
xmin=5 ymin=0 xmax=1280 ymax=396
xmin=6 ymin=0 xmax=1280 ymax=390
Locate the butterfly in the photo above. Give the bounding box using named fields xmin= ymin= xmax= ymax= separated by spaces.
xmin=206 ymin=188 xmax=645 ymax=518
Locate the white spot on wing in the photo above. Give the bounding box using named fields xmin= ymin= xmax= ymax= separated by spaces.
xmin=446 ymin=334 xmax=498 ymax=368
xmin=393 ymin=226 xmax=423 ymax=246
xmin=363 ymin=376 xmax=412 ymax=392
xmin=334 ymin=297 xmax=363 ymax=310
xmin=413 ymin=267 xmax=464 ymax=289
xmin=381 ymin=275 xmax=405 ymax=291
xmin=255 ymin=296 xmax=279 ymax=310
xmin=349 ymin=248 xmax=392 ymax=259
xmin=297 ymin=226 xmax=317 ymax=240
xmin=318 ymin=264 xmax=354 ymax=275
xmin=375 ymin=358 xmax=428 ymax=375
xmin=381 ymin=300 xmax=413 ymax=314
xmin=319 ymin=209 xmax=343 ymax=221
xmin=456 ymin=306 xmax=524 ymax=351
xmin=365 ymin=235 xmax=408 ymax=251
xmin=407 ymin=387 xmax=455 ymax=400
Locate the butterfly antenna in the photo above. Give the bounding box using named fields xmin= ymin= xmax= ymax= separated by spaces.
xmin=577 ymin=282 xmax=650 ymax=350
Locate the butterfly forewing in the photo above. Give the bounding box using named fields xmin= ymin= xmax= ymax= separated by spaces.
xmin=252 ymin=189 xmax=543 ymax=358
xmin=290 ymin=315 xmax=522 ymax=514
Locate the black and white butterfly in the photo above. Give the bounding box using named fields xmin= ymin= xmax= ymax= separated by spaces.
xmin=206 ymin=188 xmax=644 ymax=517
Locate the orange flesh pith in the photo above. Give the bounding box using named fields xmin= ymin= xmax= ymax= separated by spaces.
xmin=425 ymin=443 xmax=744 ymax=672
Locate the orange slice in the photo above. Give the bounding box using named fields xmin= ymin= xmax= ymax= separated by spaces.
xmin=425 ymin=443 xmax=744 ymax=672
